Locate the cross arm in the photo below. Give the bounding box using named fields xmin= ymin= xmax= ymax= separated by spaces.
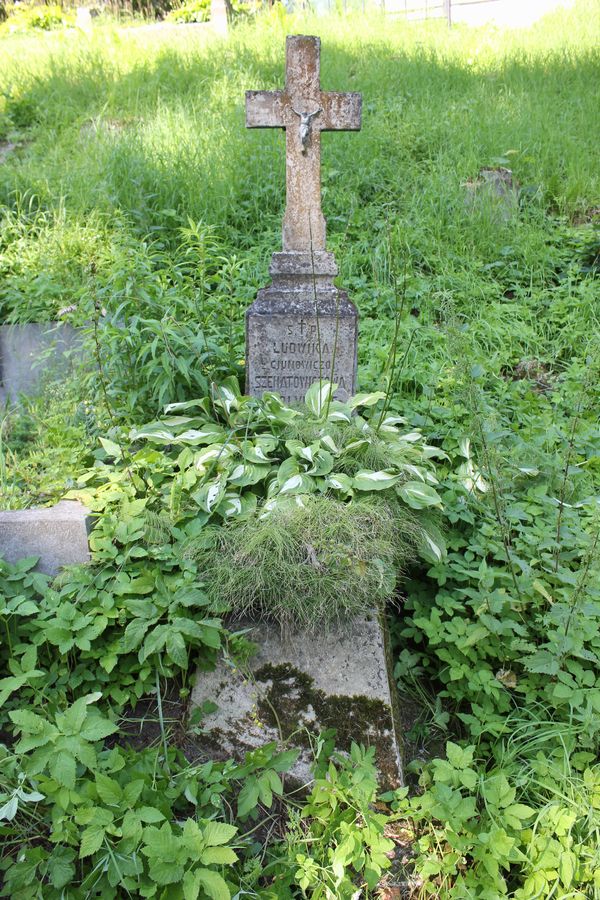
xmin=246 ymin=90 xmax=285 ymax=128
xmin=321 ymin=91 xmax=362 ymax=131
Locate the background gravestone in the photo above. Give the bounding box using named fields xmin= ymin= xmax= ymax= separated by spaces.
xmin=0 ymin=323 xmax=83 ymax=403
xmin=245 ymin=35 xmax=361 ymax=403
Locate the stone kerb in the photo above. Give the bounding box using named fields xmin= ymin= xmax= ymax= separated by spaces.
xmin=0 ymin=322 xmax=84 ymax=403
xmin=0 ymin=501 xmax=92 ymax=576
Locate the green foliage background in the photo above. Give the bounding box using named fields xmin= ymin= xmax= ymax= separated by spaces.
xmin=0 ymin=2 xmax=599 ymax=897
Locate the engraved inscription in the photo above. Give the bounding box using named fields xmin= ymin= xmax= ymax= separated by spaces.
xmin=247 ymin=314 xmax=356 ymax=403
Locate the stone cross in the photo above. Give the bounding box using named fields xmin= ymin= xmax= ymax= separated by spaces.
xmin=246 ymin=35 xmax=361 ymax=252
xmin=245 ymin=36 xmax=361 ymax=404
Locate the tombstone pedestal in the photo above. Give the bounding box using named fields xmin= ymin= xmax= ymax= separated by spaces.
xmin=191 ymin=614 xmax=403 ymax=790
xmin=246 ymin=251 xmax=358 ymax=403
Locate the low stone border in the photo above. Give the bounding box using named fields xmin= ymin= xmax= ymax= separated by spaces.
xmin=0 ymin=500 xmax=91 ymax=575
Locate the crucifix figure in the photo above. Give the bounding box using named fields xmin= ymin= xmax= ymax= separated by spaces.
xmin=246 ymin=35 xmax=361 ymax=252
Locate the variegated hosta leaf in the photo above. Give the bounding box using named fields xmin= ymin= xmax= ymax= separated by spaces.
xmin=163 ymin=398 xmax=211 ymax=415
xmin=418 ymin=528 xmax=446 ymax=564
xmin=193 ymin=445 xmax=232 ymax=471
xmin=347 ymin=391 xmax=386 ymax=409
xmin=175 ymin=428 xmax=227 ymax=446
xmin=276 ymin=457 xmax=300 ymax=486
xmin=400 ymin=464 xmax=428 ymax=482
xmin=227 ymin=462 xmax=269 ymax=487
xmin=278 ymin=473 xmax=315 ymax=495
xmin=378 ymin=415 xmax=407 ymax=430
xmin=305 ymin=380 xmax=337 ymax=417
xmin=320 ymin=433 xmax=339 ymax=454
xmin=457 ymin=460 xmax=489 ymax=493
xmin=259 ymin=493 xmax=308 ymax=518
xmin=216 ymin=491 xmax=258 ymax=519
xmin=241 ymin=440 xmax=277 ymax=464
xmin=398 ymin=481 xmax=443 ymax=509
xmin=130 ymin=427 xmax=175 ymax=445
xmin=398 ymin=431 xmax=424 ymax=443
xmin=459 ymin=436 xmax=472 ymax=458
xmin=344 ymin=439 xmax=371 ymax=453
xmin=325 ymin=401 xmax=352 ymax=423
xmin=192 ymin=479 xmax=226 ymax=514
xmin=306 ymin=449 xmax=334 ymax=477
xmin=423 ymin=444 xmax=450 ymax=460
xmin=325 ymin=473 xmax=354 ymax=494
xmin=352 ymin=471 xmax=402 ymax=491
xmin=211 ymin=377 xmax=241 ymax=415
xmin=261 ymin=393 xmax=300 ymax=423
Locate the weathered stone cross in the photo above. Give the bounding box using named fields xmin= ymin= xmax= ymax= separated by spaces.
xmin=246 ymin=35 xmax=361 ymax=252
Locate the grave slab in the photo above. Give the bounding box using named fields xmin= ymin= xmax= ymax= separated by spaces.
xmin=0 ymin=501 xmax=91 ymax=575
xmin=0 ymin=323 xmax=84 ymax=403
xmin=191 ymin=614 xmax=403 ymax=790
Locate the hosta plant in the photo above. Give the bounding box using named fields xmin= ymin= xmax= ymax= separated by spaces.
xmin=75 ymin=379 xmax=446 ymax=625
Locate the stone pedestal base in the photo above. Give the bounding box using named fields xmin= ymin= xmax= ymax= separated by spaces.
xmin=191 ymin=615 xmax=403 ymax=790
xmin=0 ymin=501 xmax=91 ymax=576
xmin=246 ymin=251 xmax=358 ymax=404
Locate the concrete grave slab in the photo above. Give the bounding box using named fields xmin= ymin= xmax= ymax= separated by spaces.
xmin=191 ymin=615 xmax=403 ymax=790
xmin=0 ymin=500 xmax=91 ymax=575
xmin=0 ymin=323 xmax=84 ymax=403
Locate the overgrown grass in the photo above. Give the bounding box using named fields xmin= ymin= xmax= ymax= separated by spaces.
xmin=191 ymin=496 xmax=414 ymax=628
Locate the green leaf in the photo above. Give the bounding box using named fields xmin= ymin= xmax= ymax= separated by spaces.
xmin=0 ymin=796 xmax=18 ymax=821
xmin=166 ymin=631 xmax=188 ymax=668
xmin=201 ymin=847 xmax=238 ymax=865
xmin=237 ymin=779 xmax=259 ymax=817
xmin=398 ymin=481 xmax=442 ymax=509
xmin=195 ymin=868 xmax=231 ymax=900
xmin=348 ymin=391 xmax=386 ymax=409
xmin=203 ymin=821 xmax=238 ymax=846
xmin=446 ymin=742 xmax=472 ymax=769
xmin=353 ymin=470 xmax=401 ymax=491
xmin=80 ymin=825 xmax=106 ymax=858
xmin=95 ymin=773 xmax=123 ymax=806
xmin=48 ymin=849 xmax=76 ymax=889
xmin=122 ymin=618 xmax=154 ymax=654
xmin=139 ymin=625 xmax=169 ymax=662
xmin=9 ymin=709 xmax=48 ymax=734
xmin=50 ymin=753 xmax=76 ymax=789
xmin=183 ymin=869 xmax=201 ymax=900
xmin=80 ymin=715 xmax=119 ymax=742
xmin=305 ymin=380 xmax=336 ymax=417
xmin=123 ymin=779 xmax=145 ymax=808
xmin=61 ymin=697 xmax=89 ymax=735
xmin=148 ymin=859 xmax=185 ymax=885
xmin=100 ymin=437 xmax=123 ymax=460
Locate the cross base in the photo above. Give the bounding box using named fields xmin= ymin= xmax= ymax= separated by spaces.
xmin=246 ymin=250 xmax=358 ymax=404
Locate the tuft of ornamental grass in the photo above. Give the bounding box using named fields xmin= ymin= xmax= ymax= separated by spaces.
xmin=188 ymin=494 xmax=423 ymax=630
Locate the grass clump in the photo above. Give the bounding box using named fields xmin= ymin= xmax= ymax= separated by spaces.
xmin=194 ymin=495 xmax=417 ymax=629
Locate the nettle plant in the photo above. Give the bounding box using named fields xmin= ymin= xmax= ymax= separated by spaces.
xmin=78 ymin=379 xmax=446 ymax=626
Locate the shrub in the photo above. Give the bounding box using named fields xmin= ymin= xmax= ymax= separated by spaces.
xmin=166 ymin=0 xmax=210 ymax=23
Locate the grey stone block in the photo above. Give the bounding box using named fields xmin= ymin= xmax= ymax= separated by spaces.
xmin=0 ymin=323 xmax=84 ymax=403
xmin=0 ymin=501 xmax=91 ymax=575
xmin=191 ymin=615 xmax=402 ymax=790
xmin=246 ymin=251 xmax=358 ymax=404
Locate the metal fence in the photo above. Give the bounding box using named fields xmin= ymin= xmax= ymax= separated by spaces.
xmin=380 ymin=0 xmax=502 ymax=24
